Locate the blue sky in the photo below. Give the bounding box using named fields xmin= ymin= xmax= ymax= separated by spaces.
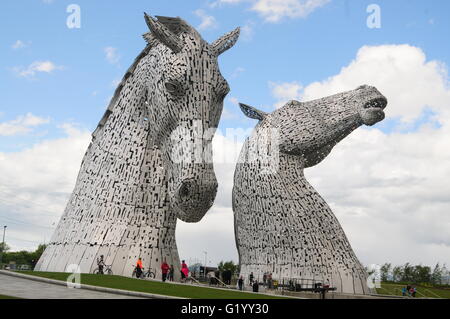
xmin=2 ymin=0 xmax=449 ymax=146
xmin=1 ymin=0 xmax=450 ymax=268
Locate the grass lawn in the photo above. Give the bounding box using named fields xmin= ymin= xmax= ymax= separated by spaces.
xmin=0 ymin=295 xmax=21 ymax=299
xmin=20 ymin=271 xmax=288 ymax=299
xmin=376 ymin=282 xmax=450 ymax=299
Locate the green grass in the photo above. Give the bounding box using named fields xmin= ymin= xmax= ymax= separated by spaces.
xmin=0 ymin=294 xmax=21 ymax=299
xmin=20 ymin=271 xmax=288 ymax=299
xmin=376 ymin=282 xmax=450 ymax=299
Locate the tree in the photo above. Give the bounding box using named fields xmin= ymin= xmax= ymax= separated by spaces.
xmin=1 ymin=243 xmax=46 ymax=267
xmin=431 ymin=263 xmax=444 ymax=285
xmin=380 ymin=263 xmax=392 ymax=282
xmin=0 ymin=242 xmax=10 ymax=254
xmin=218 ymin=261 xmax=239 ymax=276
xmin=443 ymin=264 xmax=450 ymax=285
xmin=392 ymin=266 xmax=403 ymax=282
xmin=413 ymin=265 xmax=431 ymax=284
xmin=401 ymin=263 xmax=414 ymax=282
xmin=31 ymin=244 xmax=47 ymax=262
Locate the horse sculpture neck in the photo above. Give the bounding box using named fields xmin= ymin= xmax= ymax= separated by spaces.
xmin=234 ymin=139 xmax=371 ymax=294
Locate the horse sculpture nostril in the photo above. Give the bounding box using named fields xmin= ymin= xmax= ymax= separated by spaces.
xmin=178 ymin=182 xmax=191 ymax=198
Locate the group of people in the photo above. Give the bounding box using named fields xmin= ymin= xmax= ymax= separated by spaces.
xmin=402 ymin=285 xmax=417 ymax=298
xmin=159 ymin=260 xmax=176 ymax=282
xmin=236 ymin=272 xmax=275 ymax=292
xmin=160 ymin=259 xmax=190 ymax=282
xmin=262 ymin=272 xmax=274 ymax=289
xmin=97 ymin=256 xmax=188 ymax=282
xmin=142 ymin=258 xmax=189 ymax=282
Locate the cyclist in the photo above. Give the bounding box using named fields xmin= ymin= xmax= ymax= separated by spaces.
xmin=97 ymin=255 xmax=105 ymax=274
xmin=136 ymin=257 xmax=143 ymax=278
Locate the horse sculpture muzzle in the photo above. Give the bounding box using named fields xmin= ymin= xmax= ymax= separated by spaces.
xmin=172 ymin=177 xmax=218 ymax=223
xmin=357 ymin=85 xmax=388 ymax=126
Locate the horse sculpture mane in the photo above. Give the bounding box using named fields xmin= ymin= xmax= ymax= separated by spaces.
xmin=93 ymin=16 xmax=190 ymax=140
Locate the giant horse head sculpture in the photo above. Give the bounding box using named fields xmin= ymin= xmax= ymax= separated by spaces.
xmin=141 ymin=14 xmax=239 ymax=222
xmin=240 ymin=85 xmax=387 ymax=168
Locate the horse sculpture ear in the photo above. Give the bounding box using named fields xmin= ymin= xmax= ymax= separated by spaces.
xmin=144 ymin=13 xmax=184 ymax=53
xmin=239 ymin=103 xmax=267 ymax=121
xmin=211 ymin=27 xmax=240 ymax=56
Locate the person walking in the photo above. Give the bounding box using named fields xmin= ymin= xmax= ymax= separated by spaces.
xmin=168 ymin=264 xmax=174 ymax=281
xmin=406 ymin=285 xmax=411 ymax=296
xmin=263 ymin=272 xmax=267 ymax=287
xmin=97 ymin=255 xmax=105 ymax=275
xmin=252 ymin=280 xmax=259 ymax=293
xmin=238 ymin=275 xmax=244 ymax=291
xmin=410 ymin=286 xmax=416 ymax=298
xmin=402 ymin=287 xmax=407 ymax=296
xmin=161 ymin=259 xmax=170 ymax=282
xmin=180 ymin=260 xmax=189 ymax=283
xmin=249 ymin=272 xmax=254 ymax=285
xmin=267 ymin=273 xmax=273 ymax=289
xmin=207 ymin=271 xmax=215 ymax=285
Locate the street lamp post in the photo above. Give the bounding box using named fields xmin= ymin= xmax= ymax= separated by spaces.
xmin=0 ymin=226 xmax=7 ymax=267
xmin=203 ymin=251 xmax=207 ymax=278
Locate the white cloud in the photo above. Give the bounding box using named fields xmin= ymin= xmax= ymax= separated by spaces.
xmin=269 ymin=81 xmax=303 ymax=108
xmin=301 ymin=44 xmax=450 ymax=124
xmin=241 ymin=21 xmax=256 ymax=41
xmin=210 ymin=0 xmax=329 ymax=23
xmin=306 ymin=123 xmax=450 ymax=267
xmin=104 ymin=47 xmax=121 ymax=65
xmin=0 ymin=113 xmax=50 ymax=136
xmin=222 ymin=108 xmax=237 ymax=120
xmin=111 ymin=78 xmax=121 ymax=87
xmin=251 ymin=0 xmax=331 ymax=22
xmin=194 ymin=9 xmax=218 ymax=31
xmin=269 ymin=45 xmax=450 ymax=125
xmin=228 ymin=97 xmax=239 ymax=105
xmin=231 ymin=67 xmax=245 ymax=78
xmin=268 ymin=44 xmax=450 ymax=267
xmin=209 ymin=0 xmax=246 ymax=9
xmin=13 ymin=61 xmax=63 ymax=78
xmin=12 ymin=40 xmax=29 ymax=50
xmin=177 ymin=206 xmax=238 ymax=264
xmin=0 ymin=124 xmax=91 ymax=250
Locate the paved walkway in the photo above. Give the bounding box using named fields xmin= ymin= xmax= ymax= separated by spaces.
xmin=0 ymin=274 xmax=143 ymax=299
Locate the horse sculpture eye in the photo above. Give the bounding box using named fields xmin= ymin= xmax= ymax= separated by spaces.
xmin=165 ymin=82 xmax=179 ymax=93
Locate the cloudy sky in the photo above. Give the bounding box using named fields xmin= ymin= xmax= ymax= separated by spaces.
xmin=1 ymin=0 xmax=449 ymax=269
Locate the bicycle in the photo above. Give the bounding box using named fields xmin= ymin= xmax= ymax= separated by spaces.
xmin=93 ymin=264 xmax=113 ymax=275
xmin=143 ymin=267 xmax=156 ymax=279
xmin=132 ymin=266 xmax=155 ymax=279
